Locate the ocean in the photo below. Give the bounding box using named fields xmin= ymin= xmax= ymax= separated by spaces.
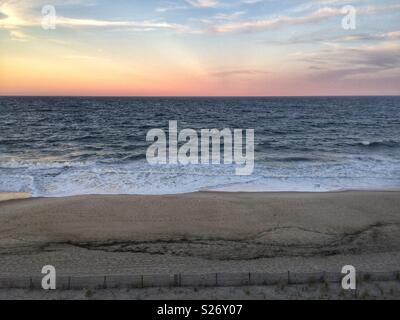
xmin=0 ymin=96 xmax=399 ymax=196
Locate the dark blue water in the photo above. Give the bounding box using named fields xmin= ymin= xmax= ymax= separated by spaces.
xmin=0 ymin=96 xmax=399 ymax=196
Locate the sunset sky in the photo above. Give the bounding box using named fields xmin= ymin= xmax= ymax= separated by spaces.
xmin=1 ymin=0 xmax=400 ymax=96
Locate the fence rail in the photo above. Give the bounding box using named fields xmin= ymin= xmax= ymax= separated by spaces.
xmin=0 ymin=271 xmax=399 ymax=290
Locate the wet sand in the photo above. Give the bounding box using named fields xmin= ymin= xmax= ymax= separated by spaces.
xmin=0 ymin=191 xmax=399 ymax=276
xmin=0 ymin=192 xmax=31 ymax=202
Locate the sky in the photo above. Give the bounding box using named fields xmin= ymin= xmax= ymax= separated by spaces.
xmin=0 ymin=0 xmax=400 ymax=96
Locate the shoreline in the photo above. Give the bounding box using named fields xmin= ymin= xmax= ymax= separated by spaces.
xmin=0 ymin=192 xmax=31 ymax=202
xmin=1 ymin=187 xmax=400 ymax=202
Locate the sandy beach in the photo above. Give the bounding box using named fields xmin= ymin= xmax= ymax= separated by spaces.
xmin=0 ymin=191 xmax=399 ymax=278
xmin=0 ymin=192 xmax=31 ymax=202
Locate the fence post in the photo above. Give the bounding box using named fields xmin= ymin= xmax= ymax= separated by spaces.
xmin=215 ymin=273 xmax=218 ymax=286
xmin=287 ymin=271 xmax=290 ymax=285
xmin=103 ymin=276 xmax=107 ymax=289
xmin=68 ymin=276 xmax=71 ymax=290
xmin=141 ymin=275 xmax=144 ymax=288
xmin=248 ymin=272 xmax=251 ymax=285
xmin=179 ymin=273 xmax=181 ymax=287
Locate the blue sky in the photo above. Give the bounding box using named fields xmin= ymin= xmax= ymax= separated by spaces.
xmin=1 ymin=0 xmax=400 ymax=95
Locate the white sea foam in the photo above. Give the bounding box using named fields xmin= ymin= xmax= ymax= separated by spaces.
xmin=0 ymin=155 xmax=399 ymax=197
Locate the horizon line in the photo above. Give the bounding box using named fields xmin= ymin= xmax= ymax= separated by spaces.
xmin=1 ymin=94 xmax=400 ymax=98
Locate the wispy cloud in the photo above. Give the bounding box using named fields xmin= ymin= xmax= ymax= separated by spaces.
xmin=156 ymin=4 xmax=188 ymax=13
xmin=277 ymin=30 xmax=400 ymax=46
xmin=210 ymin=3 xmax=400 ymax=33
xmin=211 ymin=7 xmax=341 ymax=33
xmin=290 ymin=0 xmax=359 ymax=13
xmin=211 ymin=68 xmax=270 ymax=77
xmin=185 ymin=0 xmax=219 ymax=8
xmin=339 ymin=31 xmax=400 ymax=42
xmin=9 ymin=29 xmax=32 ymax=41
xmin=56 ymin=16 xmax=188 ymax=32
xmin=0 ymin=2 xmax=190 ymax=34
xmin=297 ymin=42 xmax=400 ymax=81
xmin=213 ymin=11 xmax=246 ymax=20
xmin=240 ymin=0 xmax=264 ymax=4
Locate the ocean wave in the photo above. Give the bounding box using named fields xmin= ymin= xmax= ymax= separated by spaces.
xmin=355 ymin=140 xmax=399 ymax=148
xmin=263 ymin=156 xmax=325 ymax=162
xmin=0 ymin=159 xmax=96 ymax=169
xmin=0 ymin=158 xmax=399 ymax=196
